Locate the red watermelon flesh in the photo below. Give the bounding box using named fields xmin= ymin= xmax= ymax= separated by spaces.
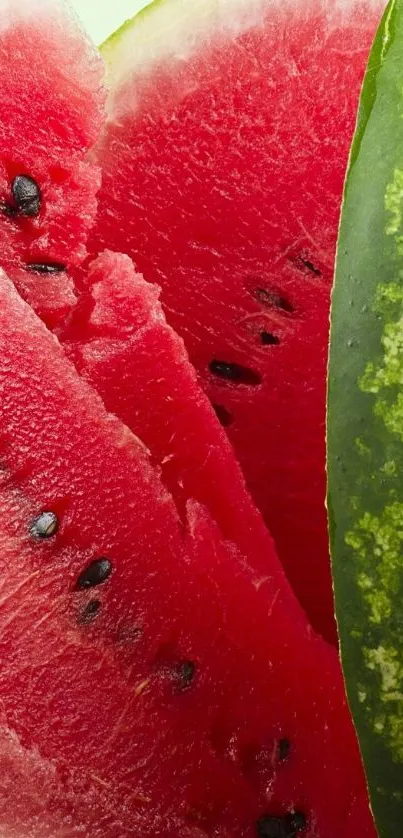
xmin=62 ymin=249 xmax=284 ymax=575
xmin=0 ymin=2 xmax=287 ymax=607
xmin=0 ymin=267 xmax=375 ymax=837
xmin=92 ymin=0 xmax=386 ymax=644
xmin=0 ymin=0 xmax=104 ymax=330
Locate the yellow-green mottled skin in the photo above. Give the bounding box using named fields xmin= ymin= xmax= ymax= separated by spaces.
xmin=328 ymin=0 xmax=403 ymax=834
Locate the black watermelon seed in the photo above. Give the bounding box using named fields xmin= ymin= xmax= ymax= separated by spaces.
xmin=254 ymin=288 xmax=294 ymax=313
xmin=212 ymin=403 xmax=234 ymax=427
xmin=278 ymin=738 xmax=291 ymax=761
xmin=175 ymin=660 xmax=196 ymax=690
xmin=12 ymin=175 xmax=41 ymax=217
xmin=260 ymin=331 xmax=280 ymax=346
xmin=25 ymin=261 xmax=67 ymax=274
xmin=285 ymin=812 xmax=307 ymax=834
xmin=78 ymin=599 xmax=101 ymax=625
xmin=76 ymin=558 xmax=112 ymax=590
xmin=209 ymin=360 xmax=261 ymax=386
xmin=256 ymin=812 xmax=307 ymax=838
xmin=298 ymin=258 xmax=322 ymax=277
xmin=30 ymin=511 xmax=59 ymax=540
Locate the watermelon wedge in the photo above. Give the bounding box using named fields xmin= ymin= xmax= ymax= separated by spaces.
xmin=0 ymin=0 xmax=296 ymax=598
xmin=0 ymin=0 xmax=104 ymax=329
xmin=92 ymin=0 xmax=386 ymax=644
xmin=0 ymin=265 xmax=375 ymax=836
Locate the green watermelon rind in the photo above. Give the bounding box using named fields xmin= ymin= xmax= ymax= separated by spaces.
xmin=328 ymin=0 xmax=403 ymax=835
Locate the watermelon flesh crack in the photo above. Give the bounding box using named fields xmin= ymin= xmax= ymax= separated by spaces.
xmin=61 ymin=249 xmax=288 ymax=578
xmin=0 ymin=265 xmax=376 ymax=837
xmin=92 ymin=0 xmax=387 ymax=645
xmin=0 ymin=0 xmax=104 ymax=330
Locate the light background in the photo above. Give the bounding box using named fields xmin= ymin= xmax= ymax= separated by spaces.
xmin=70 ymin=0 xmax=150 ymax=44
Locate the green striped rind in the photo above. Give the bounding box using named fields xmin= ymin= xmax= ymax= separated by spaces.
xmin=328 ymin=1 xmax=403 ymax=834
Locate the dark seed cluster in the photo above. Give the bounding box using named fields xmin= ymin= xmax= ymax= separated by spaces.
xmin=2 ymin=173 xmax=67 ymax=274
xmin=29 ymin=512 xmax=112 ymax=625
xmin=28 ymin=503 xmax=302 ymax=829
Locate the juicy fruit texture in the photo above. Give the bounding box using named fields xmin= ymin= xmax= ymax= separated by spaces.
xmin=0 ymin=0 xmax=104 ymax=329
xmin=94 ymin=0 xmax=386 ymax=644
xmin=0 ymin=268 xmax=375 ymax=837
xmin=63 ymin=250 xmax=284 ymax=572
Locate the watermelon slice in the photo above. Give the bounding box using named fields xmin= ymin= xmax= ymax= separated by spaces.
xmin=0 ymin=0 xmax=291 ymax=615
xmin=91 ymin=0 xmax=386 ymax=644
xmin=0 ymin=0 xmax=295 ymax=594
xmin=0 ymin=0 xmax=104 ymax=329
xmin=0 ymin=265 xmax=375 ymax=836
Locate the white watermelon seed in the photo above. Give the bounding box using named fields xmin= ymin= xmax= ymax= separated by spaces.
xmin=30 ymin=511 xmax=59 ymax=539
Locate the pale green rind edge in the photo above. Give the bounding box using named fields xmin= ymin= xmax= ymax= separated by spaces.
xmin=99 ymin=0 xmax=198 ymax=91
xmin=98 ymin=0 xmax=280 ymax=92
xmin=328 ymin=1 xmax=403 ymax=835
xmin=100 ymin=0 xmax=162 ymax=54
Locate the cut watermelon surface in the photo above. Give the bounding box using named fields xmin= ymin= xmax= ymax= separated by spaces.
xmin=0 ymin=0 xmax=274 ymax=582
xmin=0 ymin=266 xmax=375 ymax=837
xmin=92 ymin=0 xmax=386 ymax=644
xmin=62 ymin=249 xmax=285 ymax=574
xmin=0 ymin=0 xmax=104 ymax=329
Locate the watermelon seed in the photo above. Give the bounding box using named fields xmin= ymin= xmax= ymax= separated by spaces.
xmin=256 ymin=811 xmax=307 ymax=837
xmin=75 ymin=558 xmax=112 ymax=590
xmin=260 ymin=331 xmax=280 ymax=346
xmin=212 ymin=403 xmax=233 ymax=427
xmin=78 ymin=599 xmax=101 ymax=625
xmin=253 ymin=288 xmax=294 ymax=313
xmin=297 ymin=257 xmax=322 ymax=277
xmin=209 ymin=360 xmax=261 ymax=386
xmin=25 ymin=261 xmax=67 ymax=274
xmin=287 ymin=812 xmax=307 ymax=832
xmin=30 ymin=511 xmax=59 ymax=539
xmin=11 ymin=174 xmax=41 ymax=217
xmin=173 ymin=660 xmax=196 ymax=691
xmin=277 ymin=738 xmax=291 ymax=761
